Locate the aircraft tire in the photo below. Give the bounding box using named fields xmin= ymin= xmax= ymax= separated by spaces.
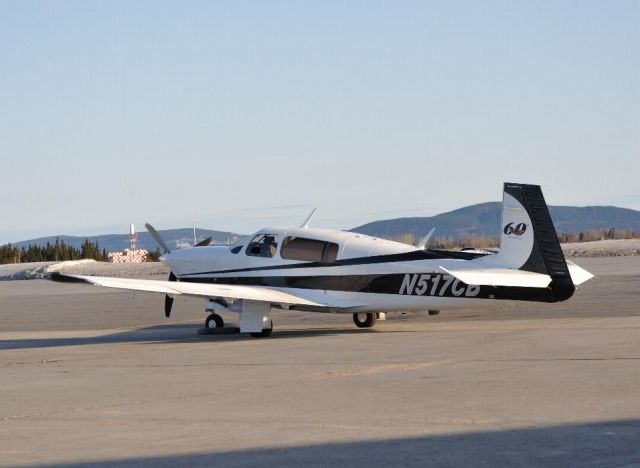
xmin=353 ymin=313 xmax=377 ymax=328
xmin=205 ymin=313 xmax=224 ymax=329
xmin=250 ymin=320 xmax=273 ymax=338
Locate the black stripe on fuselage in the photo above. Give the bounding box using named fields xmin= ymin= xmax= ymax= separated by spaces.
xmin=185 ymin=249 xmax=488 ymax=276
xmin=179 ymin=272 xmax=559 ymax=303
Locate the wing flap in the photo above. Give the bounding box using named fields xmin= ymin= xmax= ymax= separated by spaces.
xmin=439 ymin=266 xmax=552 ymax=288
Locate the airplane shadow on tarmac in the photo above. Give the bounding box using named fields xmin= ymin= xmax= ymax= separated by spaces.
xmin=0 ymin=324 xmax=392 ymax=351
xmin=44 ymin=419 xmax=640 ymax=467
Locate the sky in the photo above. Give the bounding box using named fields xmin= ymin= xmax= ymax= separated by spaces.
xmin=1 ymin=0 xmax=638 ymax=244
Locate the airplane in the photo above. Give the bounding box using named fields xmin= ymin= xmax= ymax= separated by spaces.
xmin=52 ymin=182 xmax=593 ymax=337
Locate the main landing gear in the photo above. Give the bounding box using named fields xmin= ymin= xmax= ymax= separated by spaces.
xmin=203 ymin=311 xmax=273 ymax=338
xmin=353 ymin=312 xmax=377 ymax=328
xmin=250 ymin=320 xmax=273 ymax=338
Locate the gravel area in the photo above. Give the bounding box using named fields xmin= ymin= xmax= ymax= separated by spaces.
xmin=0 ymin=255 xmax=638 ymax=467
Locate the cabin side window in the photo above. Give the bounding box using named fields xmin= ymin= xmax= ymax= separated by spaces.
xmin=281 ymin=237 xmax=339 ymax=263
xmin=245 ymin=234 xmax=278 ymax=258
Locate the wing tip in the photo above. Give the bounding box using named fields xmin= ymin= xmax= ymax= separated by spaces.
xmin=49 ymin=272 xmax=88 ymax=284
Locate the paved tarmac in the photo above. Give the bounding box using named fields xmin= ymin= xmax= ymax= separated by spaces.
xmin=0 ymin=257 xmax=639 ymax=467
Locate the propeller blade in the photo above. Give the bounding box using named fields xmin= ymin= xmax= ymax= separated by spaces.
xmin=164 ymin=295 xmax=174 ymax=318
xmin=145 ymin=223 xmax=171 ymax=254
xmin=194 ymin=236 xmax=212 ymax=247
xmin=164 ymin=271 xmax=177 ymax=317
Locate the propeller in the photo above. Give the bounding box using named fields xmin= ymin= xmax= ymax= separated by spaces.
xmin=144 ymin=222 xmax=171 ymax=254
xmin=145 ymin=223 xmax=177 ymax=317
xmin=165 ymin=271 xmax=177 ymax=317
xmin=194 ymin=236 xmax=212 ymax=247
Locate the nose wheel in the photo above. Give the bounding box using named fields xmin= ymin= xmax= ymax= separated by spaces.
xmin=353 ymin=313 xmax=377 ymax=328
xmin=205 ymin=312 xmax=224 ymax=329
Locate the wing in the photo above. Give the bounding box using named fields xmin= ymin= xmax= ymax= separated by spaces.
xmin=50 ymin=272 xmax=351 ymax=310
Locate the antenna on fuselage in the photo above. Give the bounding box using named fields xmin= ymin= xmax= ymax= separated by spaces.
xmin=417 ymin=227 xmax=436 ymax=249
xmin=300 ymin=208 xmax=317 ymax=228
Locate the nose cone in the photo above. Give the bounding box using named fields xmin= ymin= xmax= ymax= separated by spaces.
xmin=162 ymin=249 xmax=191 ymax=274
xmin=160 ymin=252 xmax=175 ymax=272
xmin=161 ymin=245 xmax=224 ymax=276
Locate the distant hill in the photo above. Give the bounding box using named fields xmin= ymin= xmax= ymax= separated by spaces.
xmin=352 ymin=203 xmax=640 ymax=240
xmin=8 ymin=228 xmax=244 ymax=252
xmin=7 ymin=203 xmax=640 ymax=251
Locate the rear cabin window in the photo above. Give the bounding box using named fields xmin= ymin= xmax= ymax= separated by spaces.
xmin=281 ymin=237 xmax=339 ymax=263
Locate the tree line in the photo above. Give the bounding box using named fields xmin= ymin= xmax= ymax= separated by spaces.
xmin=0 ymin=238 xmax=109 ymax=264
xmin=0 ymin=238 xmax=164 ymax=265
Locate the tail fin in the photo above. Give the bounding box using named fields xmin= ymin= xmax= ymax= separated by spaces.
xmin=497 ymin=182 xmax=575 ymax=301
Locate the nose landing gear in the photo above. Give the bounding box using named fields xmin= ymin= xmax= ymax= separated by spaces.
xmin=205 ymin=312 xmax=224 ymax=329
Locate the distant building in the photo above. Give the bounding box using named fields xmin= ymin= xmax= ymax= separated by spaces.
xmin=107 ymin=223 xmax=148 ymax=263
xmin=108 ymin=248 xmax=149 ymax=263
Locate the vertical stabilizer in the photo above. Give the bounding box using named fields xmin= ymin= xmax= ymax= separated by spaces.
xmin=499 ymin=183 xmax=575 ymax=301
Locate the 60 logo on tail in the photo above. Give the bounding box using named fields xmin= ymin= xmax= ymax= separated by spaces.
xmin=503 ymin=222 xmax=527 ymax=236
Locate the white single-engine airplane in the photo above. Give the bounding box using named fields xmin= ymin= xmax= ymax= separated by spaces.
xmin=52 ymin=183 xmax=593 ymax=337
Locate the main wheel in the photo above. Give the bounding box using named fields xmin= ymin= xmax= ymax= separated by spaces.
xmin=250 ymin=320 xmax=273 ymax=338
xmin=205 ymin=313 xmax=224 ymax=329
xmin=353 ymin=312 xmax=377 ymax=328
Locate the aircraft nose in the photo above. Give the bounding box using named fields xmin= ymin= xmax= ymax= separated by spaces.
xmin=159 ymin=245 xmax=222 ymax=275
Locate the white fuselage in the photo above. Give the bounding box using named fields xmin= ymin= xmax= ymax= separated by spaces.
xmin=163 ymin=227 xmax=496 ymax=313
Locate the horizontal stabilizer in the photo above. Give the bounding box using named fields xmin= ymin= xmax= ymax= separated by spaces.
xmin=566 ymin=261 xmax=594 ymax=286
xmin=439 ymin=266 xmax=552 ymax=288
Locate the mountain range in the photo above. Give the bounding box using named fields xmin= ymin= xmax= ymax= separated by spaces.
xmin=6 ymin=203 xmax=640 ymax=251
xmin=8 ymin=228 xmax=243 ymax=252
xmin=351 ymin=203 xmax=640 ymax=239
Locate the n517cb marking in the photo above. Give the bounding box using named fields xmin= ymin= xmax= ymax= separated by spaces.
xmin=399 ymin=273 xmax=480 ymax=297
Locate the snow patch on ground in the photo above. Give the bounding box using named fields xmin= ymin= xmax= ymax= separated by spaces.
xmin=0 ymin=259 xmax=97 ymax=280
xmin=562 ymin=239 xmax=640 ymax=258
xmin=0 ymin=260 xmax=169 ymax=281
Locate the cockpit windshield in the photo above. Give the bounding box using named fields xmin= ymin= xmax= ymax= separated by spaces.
xmin=229 ymin=234 xmax=254 ymax=254
xmin=245 ymin=234 xmax=278 ymax=258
